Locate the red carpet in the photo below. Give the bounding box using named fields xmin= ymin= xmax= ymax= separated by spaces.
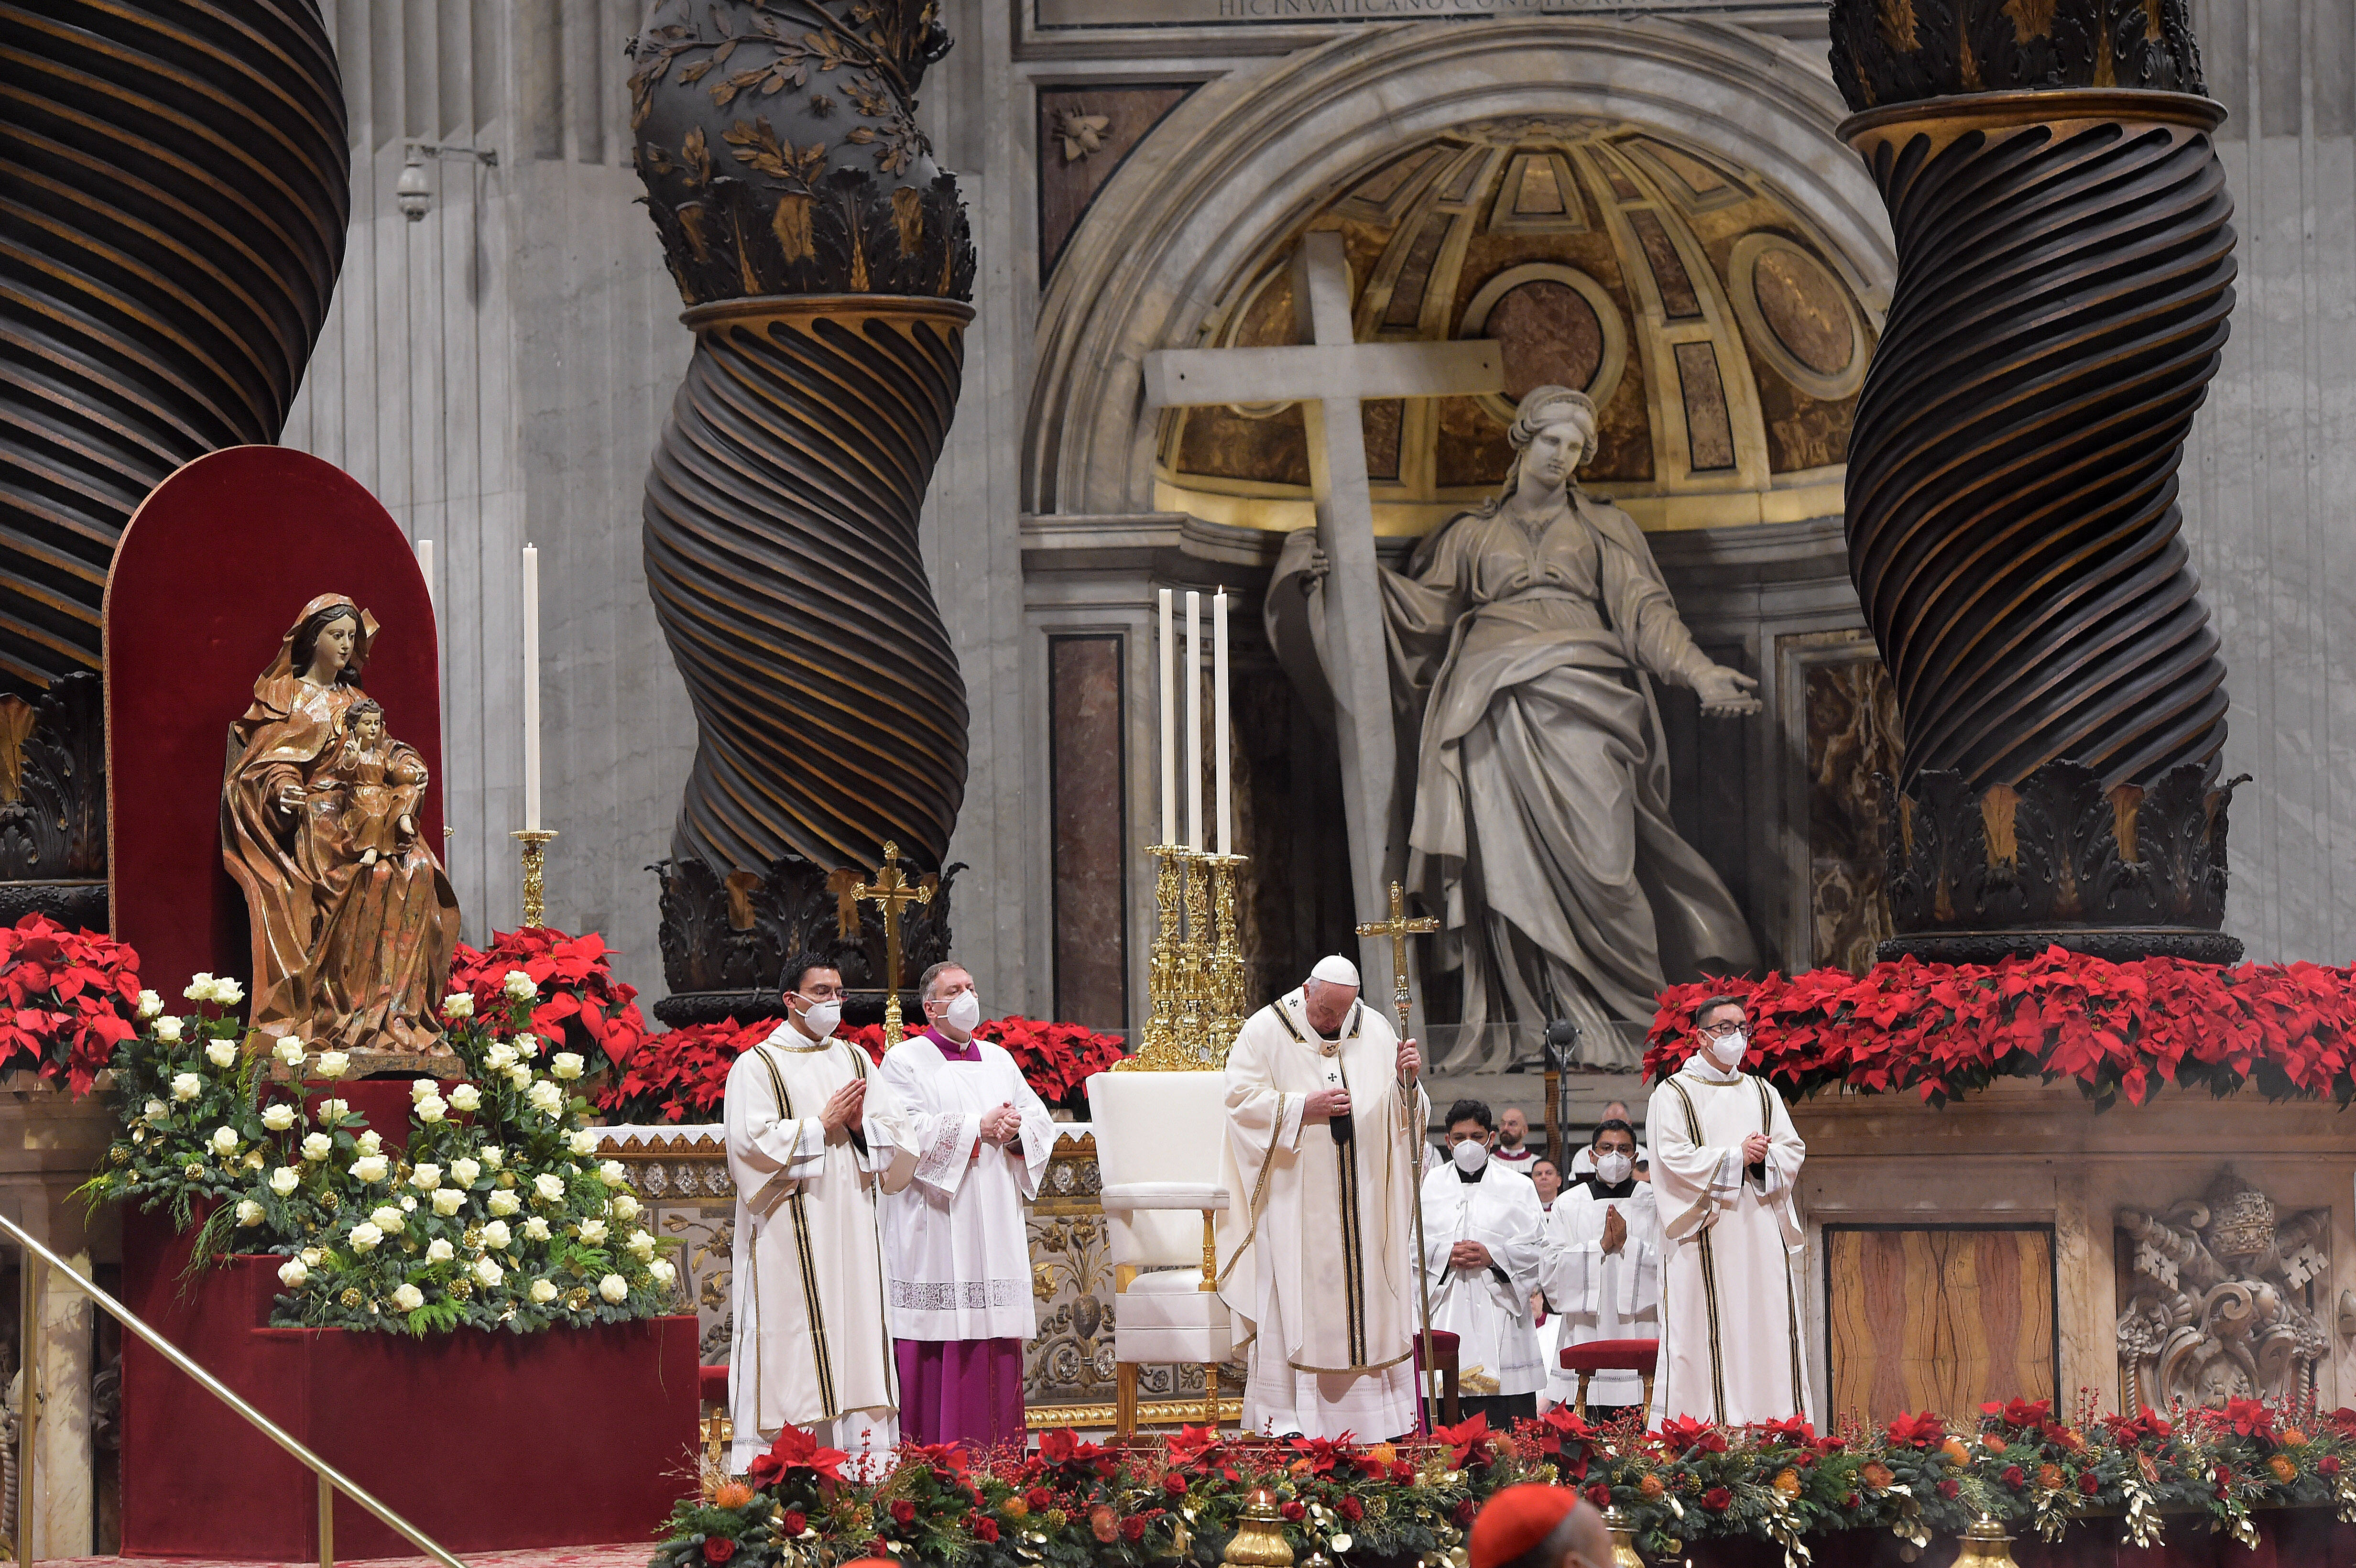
xmin=73 ymin=1547 xmax=652 ymax=1568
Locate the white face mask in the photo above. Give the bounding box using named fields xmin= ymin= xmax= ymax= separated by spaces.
xmin=1594 ymin=1152 xmax=1634 ymax=1186
xmin=939 ymin=989 xmax=982 ymax=1034
xmin=1706 ymin=1028 xmax=1747 ymax=1068
xmin=1451 ymin=1138 xmax=1490 ymax=1174
xmin=796 ymin=997 xmax=841 ymax=1041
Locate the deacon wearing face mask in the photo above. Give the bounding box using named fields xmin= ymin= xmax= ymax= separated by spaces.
xmin=1536 ymin=1119 xmax=1657 ymax=1417
xmin=722 ymin=954 xmax=914 ymax=1471
xmin=873 ymin=960 xmax=1054 ymax=1447
xmin=1418 ymin=1100 xmax=1547 ymax=1426
xmin=1647 ymin=995 xmax=1810 ymax=1426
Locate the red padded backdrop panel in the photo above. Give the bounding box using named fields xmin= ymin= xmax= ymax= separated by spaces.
xmin=104 ymin=446 xmax=443 ymax=997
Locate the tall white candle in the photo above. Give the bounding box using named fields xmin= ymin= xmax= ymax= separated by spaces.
xmin=522 ymin=544 xmax=542 ymax=832
xmin=1185 ymin=590 xmax=1202 ymax=851
xmin=416 ymin=538 xmax=436 ymax=622
xmin=1213 ymin=589 xmax=1232 ymax=857
xmin=1158 ymin=589 xmax=1175 ymax=847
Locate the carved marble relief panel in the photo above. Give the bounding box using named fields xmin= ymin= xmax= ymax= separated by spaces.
xmin=2116 ymin=1166 xmax=2330 ymax=1411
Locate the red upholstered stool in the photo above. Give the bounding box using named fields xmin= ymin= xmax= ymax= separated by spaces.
xmin=1557 ymin=1338 xmax=1658 ymax=1419
xmin=1412 ymin=1329 xmax=1463 ymax=1427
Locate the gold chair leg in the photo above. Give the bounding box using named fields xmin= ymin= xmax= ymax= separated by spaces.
xmin=1575 ymin=1371 xmax=1590 ymax=1421
xmin=1116 ymin=1361 xmax=1138 ymax=1441
xmin=1640 ymin=1372 xmax=1654 ymax=1420
xmin=1203 ymin=1362 xmax=1221 ymax=1428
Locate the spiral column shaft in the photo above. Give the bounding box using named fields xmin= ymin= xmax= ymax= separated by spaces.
xmin=644 ymin=296 xmax=974 ymax=875
xmin=0 ymin=0 xmax=347 ymax=689
xmin=1843 ymin=91 xmax=2234 ymax=793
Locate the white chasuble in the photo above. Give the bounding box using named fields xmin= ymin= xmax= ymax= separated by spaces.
xmin=1646 ymin=1059 xmax=1811 ymax=1426
xmin=1217 ymin=989 xmax=1429 ymax=1439
xmin=1539 ymin=1180 xmax=1659 ymax=1407
xmin=1418 ymin=1162 xmax=1546 ymax=1397
xmin=723 ymin=1024 xmax=910 ymax=1467
xmin=875 ymin=1034 xmax=1054 ymax=1341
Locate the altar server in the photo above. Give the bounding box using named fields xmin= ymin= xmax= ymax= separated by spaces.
xmin=1420 ymin=1099 xmax=1546 ymax=1425
xmin=1218 ymin=954 xmax=1428 ymax=1439
xmin=724 ymin=955 xmax=910 ymax=1470
xmin=1648 ymin=995 xmax=1811 ymax=1425
xmin=875 ymin=960 xmax=1054 ymax=1447
xmin=1567 ymin=1100 xmax=1648 ymax=1178
xmin=1539 ymin=1118 xmax=1658 ymax=1416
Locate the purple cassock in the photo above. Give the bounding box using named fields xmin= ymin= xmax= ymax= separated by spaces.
xmin=876 ymin=1024 xmax=1054 ymax=1449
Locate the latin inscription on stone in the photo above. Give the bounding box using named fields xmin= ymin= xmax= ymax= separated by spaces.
xmin=1033 ymin=0 xmax=1809 ymax=29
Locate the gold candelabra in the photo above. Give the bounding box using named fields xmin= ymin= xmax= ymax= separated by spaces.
xmin=512 ymin=829 xmax=556 ymax=927
xmin=1127 ymin=844 xmax=1249 ymax=1071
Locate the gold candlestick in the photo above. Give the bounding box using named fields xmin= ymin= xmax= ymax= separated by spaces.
xmin=512 ymin=829 xmax=556 ymax=927
xmin=1178 ymin=849 xmax=1214 ymax=1061
xmin=1130 ymin=844 xmax=1187 ymax=1069
xmin=1205 ymin=853 xmax=1248 ymax=1050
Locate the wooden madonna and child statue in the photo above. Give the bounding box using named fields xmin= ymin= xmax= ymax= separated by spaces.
xmin=221 ymin=593 xmax=461 ymax=1058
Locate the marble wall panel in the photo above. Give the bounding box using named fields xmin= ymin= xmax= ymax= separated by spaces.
xmin=1048 ymin=637 xmax=1129 ymax=1027
xmin=1823 ymin=1226 xmax=2056 ymax=1425
xmin=1036 ymin=84 xmax=1202 ymax=279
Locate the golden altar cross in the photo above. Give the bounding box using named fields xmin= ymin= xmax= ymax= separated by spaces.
xmin=1355 ymin=879 xmax=1440 ymax=1037
xmin=851 ymin=841 xmax=933 ymax=1046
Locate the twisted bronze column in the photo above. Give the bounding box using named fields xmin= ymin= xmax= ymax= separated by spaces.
xmin=0 ymin=0 xmax=347 ymax=690
xmin=1829 ymin=0 xmax=2243 ymax=961
xmin=644 ymin=296 xmax=972 ymax=873
xmin=631 ymin=0 xmax=977 ymax=1016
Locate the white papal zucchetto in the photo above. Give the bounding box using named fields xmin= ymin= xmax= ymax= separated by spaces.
xmin=1308 ymin=954 xmax=1360 ymax=988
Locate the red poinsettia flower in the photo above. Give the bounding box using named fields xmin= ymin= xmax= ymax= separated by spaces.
xmin=1287 ymin=1435 xmax=1358 ymax=1476
xmin=745 ymin=1424 xmax=849 ymax=1486
xmin=1754 ymin=1415 xmax=1817 ymax=1448
xmin=1430 ymin=1411 xmax=1492 ymax=1469
xmin=2219 ymin=1398 xmax=2277 ymax=1441
xmin=904 ymin=1440 xmax=971 ymax=1476
xmin=1165 ymin=1424 xmax=1223 ymax=1470
xmin=1657 ymin=1416 xmax=1728 ymax=1457
xmin=1885 ymin=1411 xmax=1945 ymax=1448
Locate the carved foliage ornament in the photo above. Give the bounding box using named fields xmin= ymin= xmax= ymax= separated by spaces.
xmin=629 ymin=0 xmax=975 ymax=304
xmin=2116 ymin=1167 xmax=2328 ymax=1413
xmin=1827 ymin=0 xmax=2206 ymax=113
xmin=650 ymin=853 xmax=963 ymax=1026
xmin=1882 ymin=760 xmax=2242 ymax=964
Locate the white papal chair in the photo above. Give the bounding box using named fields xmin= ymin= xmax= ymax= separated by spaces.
xmin=1085 ymin=1069 xmax=1233 ymax=1438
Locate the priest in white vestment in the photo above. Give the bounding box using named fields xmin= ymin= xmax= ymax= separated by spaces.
xmin=875 ymin=960 xmax=1054 ymax=1448
xmin=1539 ymin=1118 xmax=1657 ymax=1416
xmin=1421 ymin=1099 xmax=1546 ymax=1424
xmin=724 ymin=957 xmax=911 ymax=1470
xmin=1218 ymin=955 xmax=1429 ymax=1440
xmin=1647 ymin=995 xmax=1810 ymax=1426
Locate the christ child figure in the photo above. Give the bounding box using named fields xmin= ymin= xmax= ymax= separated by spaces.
xmin=322 ymin=699 xmax=422 ymax=866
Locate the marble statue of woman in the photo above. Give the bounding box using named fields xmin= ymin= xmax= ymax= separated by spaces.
xmin=221 ymin=594 xmax=461 ymax=1054
xmin=1268 ymin=386 xmax=1759 ymax=1055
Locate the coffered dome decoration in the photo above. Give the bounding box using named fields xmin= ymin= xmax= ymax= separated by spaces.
xmin=1154 ymin=116 xmax=1878 ymax=534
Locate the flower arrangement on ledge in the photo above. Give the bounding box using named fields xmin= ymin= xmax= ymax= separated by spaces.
xmin=82 ymin=970 xmax=678 ymax=1335
xmin=654 ymin=1396 xmax=2356 ymax=1568
xmin=1646 ymin=950 xmax=2356 ymax=1107
xmin=448 ymin=926 xmax=654 ymax=1086
xmin=0 ymin=914 xmax=142 ymax=1093
xmin=602 ymin=1014 xmax=1131 ymax=1124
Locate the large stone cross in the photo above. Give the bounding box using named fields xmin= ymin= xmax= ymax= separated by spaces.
xmin=1143 ymin=230 xmax=1503 ymax=980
